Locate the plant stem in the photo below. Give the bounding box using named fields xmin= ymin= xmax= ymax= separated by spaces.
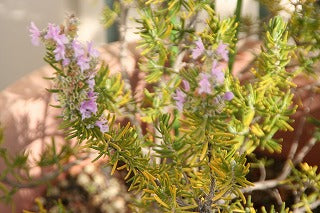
xmin=2 ymin=156 xmax=89 ymax=188
xmin=294 ymin=200 xmax=320 ymax=213
xmin=119 ymin=2 xmax=129 ymax=83
xmin=228 ymin=0 xmax=242 ymax=71
xmin=242 ymin=136 xmax=318 ymax=194
xmin=279 ymin=96 xmax=311 ymax=180
xmin=118 ymin=1 xmax=144 ymax=140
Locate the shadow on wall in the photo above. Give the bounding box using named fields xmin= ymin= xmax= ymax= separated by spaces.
xmin=0 ymin=65 xmax=66 ymax=212
xmin=0 ymin=41 xmax=139 ymax=212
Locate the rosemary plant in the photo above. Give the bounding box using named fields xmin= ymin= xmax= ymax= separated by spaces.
xmin=1 ymin=1 xmax=320 ymax=212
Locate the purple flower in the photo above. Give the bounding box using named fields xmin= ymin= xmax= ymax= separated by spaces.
xmin=224 ymin=91 xmax=234 ymax=101
xmin=29 ymin=22 xmax=41 ymax=46
xmin=63 ymin=58 xmax=70 ymax=66
xmin=79 ymin=93 xmax=98 ymax=120
xmin=56 ymin=34 xmax=68 ymax=45
xmin=198 ymin=73 xmax=211 ymax=95
xmin=53 ymin=44 xmax=66 ymax=61
xmin=87 ymin=91 xmax=96 ymax=98
xmin=87 ymin=42 xmax=100 ymax=58
xmin=211 ymin=60 xmax=224 ymax=84
xmin=216 ymin=42 xmax=229 ymax=61
xmin=182 ymin=80 xmax=190 ymax=92
xmin=72 ymin=40 xmax=84 ymax=58
xmin=45 ymin=23 xmax=60 ymax=40
xmin=95 ymin=119 xmax=109 ymax=133
xmin=192 ymin=39 xmax=205 ymax=59
xmin=173 ymin=89 xmax=186 ymax=111
xmin=77 ymin=55 xmax=90 ymax=72
xmin=87 ymin=77 xmax=95 ymax=90
xmin=79 ymin=100 xmax=97 ymax=119
xmin=45 ymin=23 xmax=68 ymax=45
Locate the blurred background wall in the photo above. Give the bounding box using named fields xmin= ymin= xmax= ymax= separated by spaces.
xmin=0 ymin=0 xmax=105 ymax=90
xmin=0 ymin=0 xmax=265 ymax=90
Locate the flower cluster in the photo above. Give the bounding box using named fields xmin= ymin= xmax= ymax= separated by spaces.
xmin=191 ymin=39 xmax=205 ymax=59
xmin=29 ymin=17 xmax=108 ymax=133
xmin=173 ymin=39 xmax=234 ymax=113
xmin=173 ymin=89 xmax=187 ymax=111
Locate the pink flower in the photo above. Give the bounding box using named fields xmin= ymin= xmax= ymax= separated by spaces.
xmin=224 ymin=91 xmax=234 ymax=101
xmin=87 ymin=77 xmax=95 ymax=90
xmin=192 ymin=39 xmax=205 ymax=59
xmin=173 ymin=89 xmax=186 ymax=111
xmin=79 ymin=92 xmax=98 ymax=120
xmin=87 ymin=91 xmax=96 ymax=98
xmin=87 ymin=42 xmax=100 ymax=58
xmin=45 ymin=23 xmax=68 ymax=45
xmin=63 ymin=58 xmax=70 ymax=66
xmin=72 ymin=40 xmax=85 ymax=58
xmin=95 ymin=119 xmax=109 ymax=133
xmin=216 ymin=42 xmax=229 ymax=61
xmin=211 ymin=60 xmax=224 ymax=84
xmin=45 ymin=24 xmax=60 ymax=39
xmin=56 ymin=34 xmax=68 ymax=45
xmin=53 ymin=44 xmax=66 ymax=61
xmin=198 ymin=73 xmax=211 ymax=95
xmin=29 ymin=22 xmax=41 ymax=46
xmin=182 ymin=80 xmax=190 ymax=92
xmin=77 ymin=55 xmax=90 ymax=72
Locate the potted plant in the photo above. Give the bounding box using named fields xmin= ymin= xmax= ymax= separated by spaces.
xmin=1 ymin=1 xmax=320 ymax=212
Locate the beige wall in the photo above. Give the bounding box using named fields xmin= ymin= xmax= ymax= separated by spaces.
xmin=0 ymin=0 xmax=105 ymax=90
xmin=216 ymin=0 xmax=259 ymax=18
xmin=1 ymin=0 xmax=64 ymax=90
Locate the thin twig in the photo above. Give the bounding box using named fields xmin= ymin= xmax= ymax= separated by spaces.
xmin=119 ymin=2 xmax=130 ymax=87
xmin=279 ymin=97 xmax=312 ymax=180
xmin=2 ymin=156 xmax=88 ymax=189
xmin=228 ymin=0 xmax=243 ymax=71
xmin=242 ymin=179 xmax=279 ymax=193
xmin=294 ymin=200 xmax=320 ymax=213
xmin=270 ymin=188 xmax=283 ymax=205
xmin=187 ymin=11 xmax=199 ymax=29
xmin=173 ymin=50 xmax=187 ymax=72
xmin=240 ymin=95 xmax=317 ymax=198
xmin=293 ymin=137 xmax=318 ymax=165
xmin=258 ymin=161 xmax=266 ymax=182
xmin=198 ymin=176 xmax=215 ymax=213
xmin=242 ymin=136 xmax=318 ymax=194
xmin=118 ymin=1 xmax=144 ymax=139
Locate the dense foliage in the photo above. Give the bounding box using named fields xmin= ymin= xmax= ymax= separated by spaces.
xmin=1 ymin=0 xmax=320 ymax=212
